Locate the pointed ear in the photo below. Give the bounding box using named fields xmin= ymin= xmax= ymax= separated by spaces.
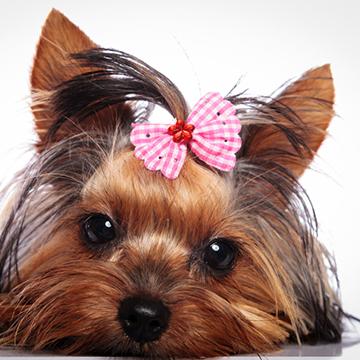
xmin=241 ymin=65 xmax=334 ymax=178
xmin=31 ymin=9 xmax=96 ymax=150
xmin=31 ymin=10 xmax=133 ymax=152
xmin=31 ymin=9 xmax=96 ymax=91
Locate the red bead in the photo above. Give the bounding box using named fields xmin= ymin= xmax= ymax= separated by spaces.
xmin=167 ymin=124 xmax=178 ymax=135
xmin=184 ymin=123 xmax=195 ymax=132
xmin=176 ymin=119 xmax=185 ymax=127
xmin=167 ymin=119 xmax=195 ymax=143
xmin=173 ymin=131 xmax=183 ymax=143
xmin=182 ymin=130 xmax=192 ymax=141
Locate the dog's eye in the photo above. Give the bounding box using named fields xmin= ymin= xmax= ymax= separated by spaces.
xmin=83 ymin=214 xmax=116 ymax=245
xmin=203 ymin=239 xmax=236 ymax=273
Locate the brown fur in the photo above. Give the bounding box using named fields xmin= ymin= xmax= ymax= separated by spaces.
xmin=0 ymin=9 xmax=343 ymax=357
xmin=241 ymin=64 xmax=334 ymax=177
xmin=31 ymin=9 xmax=134 ymax=152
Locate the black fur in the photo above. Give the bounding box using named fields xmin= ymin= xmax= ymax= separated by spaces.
xmin=48 ymin=48 xmax=188 ymax=140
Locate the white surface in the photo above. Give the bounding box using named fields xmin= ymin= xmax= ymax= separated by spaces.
xmin=0 ymin=0 xmax=360 ymax=357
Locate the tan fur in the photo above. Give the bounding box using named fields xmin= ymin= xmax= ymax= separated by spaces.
xmin=0 ymin=9 xmax=341 ymax=358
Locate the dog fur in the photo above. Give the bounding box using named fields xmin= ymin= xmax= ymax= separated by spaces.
xmin=0 ymin=9 xmax=343 ymax=357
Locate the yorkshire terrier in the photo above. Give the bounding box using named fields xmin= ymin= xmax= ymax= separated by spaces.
xmin=0 ymin=9 xmax=346 ymax=357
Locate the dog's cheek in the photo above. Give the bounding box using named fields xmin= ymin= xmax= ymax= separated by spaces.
xmin=4 ymin=258 xmax=133 ymax=354
xmin=17 ymin=228 xmax=89 ymax=284
xmin=148 ymin=269 xmax=279 ymax=358
xmin=4 ymin=225 xmax=133 ymax=353
xmin=173 ymin=254 xmax=292 ymax=356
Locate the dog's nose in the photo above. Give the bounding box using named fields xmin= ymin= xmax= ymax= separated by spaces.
xmin=118 ymin=296 xmax=170 ymax=343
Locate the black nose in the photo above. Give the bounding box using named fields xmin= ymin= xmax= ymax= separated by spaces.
xmin=119 ymin=296 xmax=170 ymax=343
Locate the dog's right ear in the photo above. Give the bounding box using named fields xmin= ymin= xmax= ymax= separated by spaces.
xmin=31 ymin=9 xmax=133 ymax=151
xmin=31 ymin=9 xmax=96 ymax=150
xmin=31 ymin=9 xmax=95 ymax=92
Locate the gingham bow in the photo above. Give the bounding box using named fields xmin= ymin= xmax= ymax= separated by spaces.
xmin=130 ymin=92 xmax=242 ymax=179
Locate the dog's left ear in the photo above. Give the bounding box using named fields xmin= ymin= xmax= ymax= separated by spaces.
xmin=240 ymin=65 xmax=334 ymax=178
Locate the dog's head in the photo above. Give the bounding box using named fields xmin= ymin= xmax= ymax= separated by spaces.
xmin=0 ymin=9 xmax=342 ymax=357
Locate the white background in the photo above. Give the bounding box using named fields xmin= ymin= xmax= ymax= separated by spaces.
xmin=0 ymin=0 xmax=359 ymax=326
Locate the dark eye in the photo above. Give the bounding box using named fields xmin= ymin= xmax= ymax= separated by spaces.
xmin=203 ymin=239 xmax=236 ymax=274
xmin=82 ymin=214 xmax=116 ymax=245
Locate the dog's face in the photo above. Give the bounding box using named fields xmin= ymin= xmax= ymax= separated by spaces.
xmin=0 ymin=9 xmax=343 ymax=357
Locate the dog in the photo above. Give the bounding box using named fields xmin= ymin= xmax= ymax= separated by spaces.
xmin=0 ymin=8 xmax=345 ymax=357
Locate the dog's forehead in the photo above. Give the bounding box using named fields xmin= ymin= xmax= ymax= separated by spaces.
xmin=82 ymin=149 xmax=233 ymax=222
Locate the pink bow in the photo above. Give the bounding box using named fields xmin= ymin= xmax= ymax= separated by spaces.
xmin=130 ymin=92 xmax=242 ymax=179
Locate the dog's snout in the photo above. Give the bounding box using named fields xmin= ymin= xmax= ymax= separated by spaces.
xmin=118 ymin=296 xmax=170 ymax=343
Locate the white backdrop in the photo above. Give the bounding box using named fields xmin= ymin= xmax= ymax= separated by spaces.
xmin=0 ymin=0 xmax=359 ymax=320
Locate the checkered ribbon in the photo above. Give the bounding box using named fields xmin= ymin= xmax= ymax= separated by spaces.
xmin=130 ymin=92 xmax=242 ymax=179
